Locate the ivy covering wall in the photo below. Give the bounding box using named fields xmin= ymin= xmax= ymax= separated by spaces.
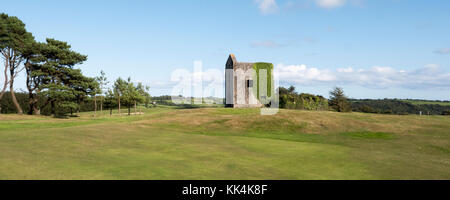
xmin=252 ymin=62 xmax=273 ymax=100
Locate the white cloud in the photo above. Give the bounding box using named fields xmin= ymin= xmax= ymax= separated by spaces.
xmin=255 ymin=0 xmax=278 ymax=14
xmin=434 ymin=48 xmax=450 ymax=55
xmin=275 ymin=64 xmax=450 ymax=90
xmin=276 ymin=64 xmax=336 ymax=83
xmin=315 ymin=0 xmax=347 ymax=9
xmin=149 ymin=62 xmax=450 ymax=97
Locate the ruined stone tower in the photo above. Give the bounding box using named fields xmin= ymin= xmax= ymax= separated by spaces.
xmin=225 ymin=54 xmax=266 ymax=108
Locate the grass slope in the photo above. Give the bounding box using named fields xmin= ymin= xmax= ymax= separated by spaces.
xmin=0 ymin=106 xmax=449 ymax=179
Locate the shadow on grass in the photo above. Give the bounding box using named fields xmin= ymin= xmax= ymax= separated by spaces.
xmin=53 ymin=114 xmax=80 ymax=119
xmin=174 ymin=104 xmax=201 ymax=109
xmin=173 ymin=104 xmax=225 ymax=109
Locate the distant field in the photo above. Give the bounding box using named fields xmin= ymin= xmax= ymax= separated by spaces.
xmin=402 ymin=100 xmax=450 ymax=106
xmin=0 ymin=106 xmax=449 ymax=179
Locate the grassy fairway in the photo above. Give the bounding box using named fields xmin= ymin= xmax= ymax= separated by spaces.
xmin=0 ymin=106 xmax=449 ymax=179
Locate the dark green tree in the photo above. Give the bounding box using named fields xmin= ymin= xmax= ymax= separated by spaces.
xmin=104 ymin=89 xmax=117 ymax=116
xmin=136 ymin=82 xmax=151 ymax=109
xmin=69 ymin=69 xmax=98 ymax=116
xmin=329 ymin=87 xmax=351 ymax=112
xmin=113 ymin=77 xmax=127 ymax=115
xmin=23 ymin=40 xmax=45 ymax=114
xmin=30 ymin=39 xmax=88 ymax=116
xmin=124 ymin=77 xmax=138 ymax=115
xmin=0 ymin=13 xmax=35 ymax=114
xmin=96 ymin=70 xmax=108 ymax=115
xmin=113 ymin=77 xmax=148 ymax=116
xmin=278 ymin=86 xmax=328 ymax=110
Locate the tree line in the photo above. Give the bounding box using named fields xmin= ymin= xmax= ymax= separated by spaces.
xmin=277 ymin=86 xmax=350 ymax=112
xmin=278 ymin=86 xmax=450 ymax=115
xmin=0 ymin=13 xmax=151 ymax=117
xmin=278 ymin=86 xmax=329 ymax=111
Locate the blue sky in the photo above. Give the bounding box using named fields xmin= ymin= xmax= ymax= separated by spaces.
xmin=2 ymin=0 xmax=450 ymax=100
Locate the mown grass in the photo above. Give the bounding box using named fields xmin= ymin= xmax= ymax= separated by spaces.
xmin=341 ymin=131 xmax=395 ymax=139
xmin=0 ymin=106 xmax=449 ymax=179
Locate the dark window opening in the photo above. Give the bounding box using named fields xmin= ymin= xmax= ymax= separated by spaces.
xmin=247 ymin=80 xmax=253 ymax=88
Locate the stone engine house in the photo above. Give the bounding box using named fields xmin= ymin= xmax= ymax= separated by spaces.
xmin=225 ymin=54 xmax=271 ymax=108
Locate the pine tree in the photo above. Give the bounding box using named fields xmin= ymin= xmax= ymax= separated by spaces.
xmin=32 ymin=39 xmax=89 ymax=117
xmin=0 ymin=13 xmax=35 ymax=114
xmin=329 ymin=87 xmax=351 ymax=112
xmin=96 ymin=70 xmax=108 ymax=115
xmin=114 ymin=77 xmax=127 ymax=116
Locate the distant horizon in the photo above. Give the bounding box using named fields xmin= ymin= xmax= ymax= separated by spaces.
xmin=150 ymin=94 xmax=450 ymax=102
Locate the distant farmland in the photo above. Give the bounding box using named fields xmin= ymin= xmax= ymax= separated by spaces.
xmin=350 ymin=99 xmax=450 ymax=115
xmin=402 ymin=99 xmax=450 ymax=106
